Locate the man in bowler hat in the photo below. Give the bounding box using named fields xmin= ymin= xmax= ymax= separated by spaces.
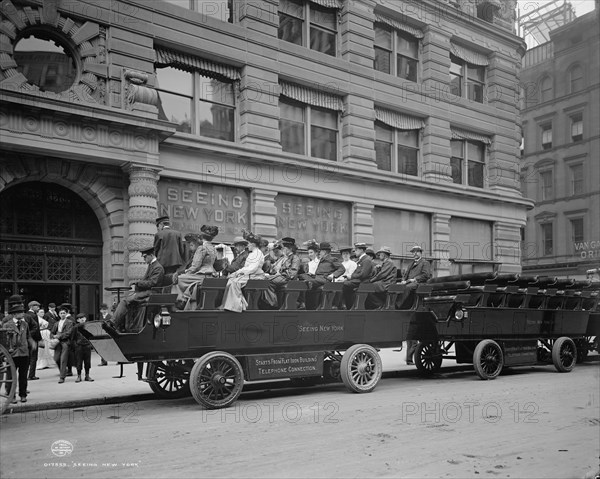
xmin=1 ymin=299 xmax=32 ymax=402
xmin=112 ymin=246 xmax=164 ymax=332
xmin=342 ymin=243 xmax=374 ymax=310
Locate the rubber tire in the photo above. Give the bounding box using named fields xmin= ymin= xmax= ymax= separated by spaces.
xmin=473 ymin=340 xmax=504 ymax=380
xmin=190 ymin=352 xmax=244 ymax=409
xmin=340 ymin=344 xmax=382 ymax=393
xmin=552 ymin=337 xmax=577 ymax=373
xmin=147 ymin=360 xmax=191 ymax=399
xmin=414 ymin=342 xmax=443 ymax=376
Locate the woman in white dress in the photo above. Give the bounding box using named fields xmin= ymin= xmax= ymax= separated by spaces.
xmin=220 ymin=231 xmax=265 ymax=312
xmin=36 ymin=308 xmax=57 ymax=369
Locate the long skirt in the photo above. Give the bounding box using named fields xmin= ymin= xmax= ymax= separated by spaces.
xmin=177 ymin=272 xmax=210 ymax=295
xmin=221 ymin=275 xmax=250 ymax=312
xmin=37 ymin=329 xmax=57 ymax=370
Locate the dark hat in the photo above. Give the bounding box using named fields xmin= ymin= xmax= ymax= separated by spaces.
xmin=8 ymin=294 xmax=23 ymax=305
xmin=100 ymin=303 xmax=109 ymax=309
xmin=365 ymin=248 xmax=376 ymax=258
xmin=8 ymin=303 xmax=24 ymax=314
xmin=281 ymin=237 xmax=296 ymax=246
xmin=58 ymin=303 xmax=71 ymax=312
xmin=76 ymin=313 xmax=86 ymax=319
xmin=377 ymin=246 xmax=392 ymax=256
xmin=140 ymin=246 xmax=155 ymax=256
xmin=354 ymin=242 xmax=367 ymax=250
xmin=48 ymin=303 xmax=56 ymax=308
xmin=339 ymin=246 xmax=353 ymax=253
xmin=28 ymin=300 xmax=41 ymax=308
xmin=410 ymin=245 xmax=423 ymax=252
xmin=200 ymin=225 xmax=219 ymax=241
xmin=184 ymin=233 xmax=202 ymax=244
xmin=232 ymin=236 xmax=248 ymax=246
xmin=319 ymin=241 xmax=332 ymax=251
xmin=242 ymin=229 xmax=262 ymax=246
xmin=156 ymin=215 xmax=170 ymax=225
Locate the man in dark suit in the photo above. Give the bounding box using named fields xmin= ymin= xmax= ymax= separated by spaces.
xmin=343 ymin=242 xmax=374 ymax=310
xmin=112 ymin=247 xmax=164 ymax=332
xmin=302 ymin=242 xmax=345 ymax=310
xmin=399 ymin=245 xmax=432 ymax=364
xmin=222 ymin=237 xmax=249 ymax=276
xmin=154 ymin=216 xmax=186 ymax=275
xmin=44 ymin=302 xmax=59 ymax=329
xmin=24 ymin=300 xmax=42 ymax=380
xmin=366 ymin=246 xmax=398 ymax=309
xmin=51 ymin=304 xmax=75 ymax=383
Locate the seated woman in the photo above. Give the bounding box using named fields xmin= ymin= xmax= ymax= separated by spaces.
xmin=175 ymin=225 xmax=218 ymax=309
xmin=220 ymin=230 xmax=265 ymax=313
xmin=262 ymin=237 xmax=300 ymax=308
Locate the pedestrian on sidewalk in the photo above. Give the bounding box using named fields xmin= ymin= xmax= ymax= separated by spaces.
xmin=72 ymin=313 xmax=94 ymax=383
xmin=97 ymin=303 xmax=111 ymax=366
xmin=1 ymin=302 xmax=32 ymax=403
xmin=25 ymin=300 xmax=42 ymax=380
xmin=51 ymin=304 xmax=75 ymax=384
xmin=36 ymin=307 xmax=57 ymax=370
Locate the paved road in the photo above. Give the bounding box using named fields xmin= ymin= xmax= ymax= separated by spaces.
xmin=1 ymin=358 xmax=598 ymax=479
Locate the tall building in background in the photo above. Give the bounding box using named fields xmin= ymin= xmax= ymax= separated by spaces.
xmin=1 ymin=0 xmax=529 ymax=313
xmin=520 ymin=8 xmax=600 ymax=279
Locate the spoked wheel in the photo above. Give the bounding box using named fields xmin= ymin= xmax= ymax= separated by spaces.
xmin=340 ymin=344 xmax=382 ymax=393
xmin=552 ymin=337 xmax=577 ymax=373
xmin=0 ymin=345 xmax=17 ymax=414
xmin=473 ymin=340 xmax=504 ymax=380
xmin=190 ymin=352 xmax=244 ymax=409
xmin=414 ymin=342 xmax=443 ymax=376
xmin=147 ymin=360 xmax=192 ymax=399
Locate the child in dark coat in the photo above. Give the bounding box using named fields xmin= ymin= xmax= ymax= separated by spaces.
xmin=72 ymin=313 xmax=94 ymax=382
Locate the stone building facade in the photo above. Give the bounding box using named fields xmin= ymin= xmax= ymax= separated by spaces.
xmin=0 ymin=0 xmax=529 ymax=315
xmin=520 ymin=9 xmax=600 ymax=279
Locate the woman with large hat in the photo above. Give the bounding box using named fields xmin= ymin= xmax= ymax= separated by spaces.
xmin=175 ymin=225 xmax=218 ymax=309
xmin=220 ymin=229 xmax=266 ymax=312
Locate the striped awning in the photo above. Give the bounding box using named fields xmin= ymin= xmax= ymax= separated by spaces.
xmin=280 ymin=81 xmax=344 ymax=111
xmin=450 ymin=42 xmax=489 ymax=66
xmin=374 ymin=13 xmax=424 ymax=39
xmin=375 ymin=107 xmax=424 ymax=130
xmin=309 ymin=0 xmax=343 ymax=9
xmin=155 ymin=48 xmax=241 ymax=81
xmin=451 ymin=128 xmax=492 ymax=145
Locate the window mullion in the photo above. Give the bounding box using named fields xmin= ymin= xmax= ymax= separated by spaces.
xmin=306 ymin=105 xmax=311 ymax=156
xmin=192 ymin=73 xmax=200 ymax=135
xmin=305 ymin=3 xmax=310 ymax=49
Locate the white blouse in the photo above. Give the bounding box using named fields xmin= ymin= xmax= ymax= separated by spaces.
xmin=238 ymin=249 xmax=265 ymax=276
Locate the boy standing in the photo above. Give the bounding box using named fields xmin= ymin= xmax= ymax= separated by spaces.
xmin=72 ymin=313 xmax=94 ymax=382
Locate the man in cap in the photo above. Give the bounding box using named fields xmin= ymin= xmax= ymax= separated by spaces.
xmin=154 ymin=216 xmax=186 ymax=275
xmin=399 ymin=245 xmax=431 ymax=364
xmin=342 ymin=242 xmax=374 ymax=310
xmin=51 ymin=304 xmax=75 ymax=383
xmin=112 ymin=246 xmax=164 ymax=332
xmin=366 ymin=247 xmax=398 ymax=309
xmin=1 ymin=299 xmax=32 ymax=402
xmin=301 ymin=241 xmax=345 ymax=310
xmin=44 ymin=302 xmax=59 ymax=327
xmin=262 ymin=237 xmax=301 ymax=308
xmin=24 ymin=300 xmax=42 ymax=380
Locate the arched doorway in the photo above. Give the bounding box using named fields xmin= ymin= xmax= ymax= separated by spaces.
xmin=0 ymin=182 xmax=103 ymax=319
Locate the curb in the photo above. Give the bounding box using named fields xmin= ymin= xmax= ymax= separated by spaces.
xmin=3 ymin=393 xmax=156 ymax=415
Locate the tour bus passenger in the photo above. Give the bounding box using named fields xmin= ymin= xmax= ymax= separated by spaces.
xmin=301 ymin=242 xmax=345 ymax=310
xmin=263 ymin=237 xmax=301 ymax=308
xmin=213 ymin=243 xmax=234 ymax=277
xmin=334 ymin=246 xmax=358 ymax=282
xmin=220 ymin=230 xmax=265 ymax=312
xmin=112 ymin=247 xmax=164 ymax=332
xmin=366 ymin=246 xmax=398 ymax=309
xmin=398 ymin=245 xmax=431 ymax=364
xmin=175 ymin=226 xmax=218 ymax=309
xmin=342 ymin=243 xmax=374 ymax=310
xmin=154 ymin=215 xmax=186 ymax=275
xmin=222 ymin=237 xmax=250 ymax=276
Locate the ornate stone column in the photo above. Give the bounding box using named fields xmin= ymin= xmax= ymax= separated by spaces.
xmin=125 ymin=165 xmax=160 ymax=282
xmin=432 ymin=213 xmax=451 ymax=277
xmin=251 ymin=189 xmax=278 ymax=240
xmin=353 ymin=203 xmax=374 ymax=246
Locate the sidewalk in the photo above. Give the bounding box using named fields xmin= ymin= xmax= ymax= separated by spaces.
xmin=2 ymin=348 xmax=418 ymax=415
xmin=3 ymin=351 xmax=153 ymax=415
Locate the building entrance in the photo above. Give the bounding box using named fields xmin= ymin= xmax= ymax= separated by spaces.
xmin=0 ymin=182 xmax=103 ymax=320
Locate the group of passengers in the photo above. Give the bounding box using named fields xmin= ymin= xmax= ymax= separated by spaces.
xmin=109 ymin=216 xmax=432 ymax=331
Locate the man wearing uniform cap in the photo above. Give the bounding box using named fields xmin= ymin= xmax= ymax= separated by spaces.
xmin=399 ymin=244 xmax=431 ymax=364
xmin=112 ymin=246 xmax=164 ymax=332
xmin=342 ymin=242 xmax=374 ymax=309
xmin=366 ymin=247 xmax=398 ymax=309
xmin=154 ymin=216 xmax=186 ymax=275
